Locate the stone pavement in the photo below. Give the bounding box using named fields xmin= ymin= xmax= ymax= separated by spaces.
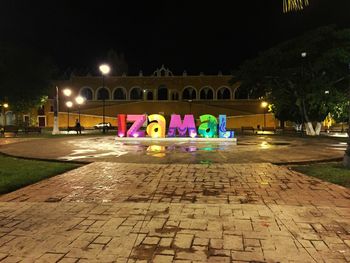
xmin=0 ymin=163 xmax=349 ymax=262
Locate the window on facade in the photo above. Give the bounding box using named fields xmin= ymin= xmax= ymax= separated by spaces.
xmin=182 ymin=87 xmax=196 ymax=100
xmin=97 ymin=88 xmax=110 ymax=100
xmin=158 ymin=86 xmax=168 ymax=100
xmin=200 ymin=88 xmax=214 ymax=100
xmin=130 ymin=87 xmax=143 ymax=100
xmin=113 ymin=88 xmax=126 ymax=100
xmin=80 ymin=88 xmax=93 ymax=100
xmin=217 ymin=87 xmax=231 ymax=100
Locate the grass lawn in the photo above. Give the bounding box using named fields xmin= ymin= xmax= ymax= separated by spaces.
xmin=293 ymin=162 xmax=350 ymax=188
xmin=0 ymin=155 xmax=80 ymax=194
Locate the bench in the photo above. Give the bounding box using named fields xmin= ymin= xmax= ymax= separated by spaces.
xmin=241 ymin=126 xmax=255 ymax=134
xmin=24 ymin=127 xmax=41 ymax=134
xmin=66 ymin=126 xmax=85 ymax=133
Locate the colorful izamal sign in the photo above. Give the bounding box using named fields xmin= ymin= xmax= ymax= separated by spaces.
xmin=117 ymin=114 xmax=234 ymax=138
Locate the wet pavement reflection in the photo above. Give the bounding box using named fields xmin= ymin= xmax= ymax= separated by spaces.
xmin=0 ymin=135 xmax=346 ymax=164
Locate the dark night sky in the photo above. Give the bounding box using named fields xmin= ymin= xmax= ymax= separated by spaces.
xmin=0 ymin=0 xmax=350 ymax=75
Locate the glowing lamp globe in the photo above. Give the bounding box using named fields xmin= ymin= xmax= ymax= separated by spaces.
xmin=75 ymin=96 xmax=85 ymax=105
xmin=99 ymin=64 xmax=111 ymax=75
xmin=63 ymin=88 xmax=72 ymax=97
xmin=66 ymin=101 xmax=73 ymax=108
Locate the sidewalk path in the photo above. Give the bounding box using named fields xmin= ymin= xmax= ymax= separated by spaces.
xmin=0 ymin=163 xmax=349 ymax=262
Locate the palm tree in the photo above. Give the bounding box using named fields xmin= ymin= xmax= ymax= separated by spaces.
xmin=283 ymin=0 xmax=309 ymax=13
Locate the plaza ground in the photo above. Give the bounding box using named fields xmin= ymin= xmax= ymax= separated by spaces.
xmin=0 ymin=135 xmax=349 ymax=262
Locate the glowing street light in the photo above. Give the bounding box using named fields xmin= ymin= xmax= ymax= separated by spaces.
xmin=63 ymin=88 xmax=72 ymax=97
xmin=261 ymin=101 xmax=268 ymax=129
xmin=75 ymin=96 xmax=85 ymax=123
xmin=99 ymin=64 xmax=111 ymax=75
xmin=66 ymin=101 xmax=73 ymax=132
xmin=99 ymin=63 xmax=111 ymax=134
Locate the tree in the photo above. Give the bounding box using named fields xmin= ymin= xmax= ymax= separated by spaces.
xmin=234 ymin=26 xmax=350 ymax=135
xmin=0 ymin=44 xmax=56 ymax=116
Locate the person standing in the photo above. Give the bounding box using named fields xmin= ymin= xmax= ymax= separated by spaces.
xmin=75 ymin=119 xmax=81 ymax=134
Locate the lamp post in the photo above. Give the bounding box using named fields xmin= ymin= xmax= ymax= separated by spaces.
xmin=99 ymin=64 xmax=111 ymax=134
xmin=75 ymin=96 xmax=85 ymax=123
xmin=261 ymin=101 xmax=268 ymax=130
xmin=52 ymin=87 xmax=72 ymax=135
xmin=66 ymin=101 xmax=73 ymax=133
xmin=300 ymin=52 xmax=307 ymax=135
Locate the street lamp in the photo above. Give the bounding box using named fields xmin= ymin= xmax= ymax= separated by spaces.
xmin=99 ymin=64 xmax=111 ymax=134
xmin=66 ymin=101 xmax=73 ymax=133
xmin=52 ymin=87 xmax=72 ymax=135
xmin=261 ymin=101 xmax=268 ymax=130
xmin=75 ymin=96 xmax=85 ymax=123
xmin=63 ymin=88 xmax=72 ymax=97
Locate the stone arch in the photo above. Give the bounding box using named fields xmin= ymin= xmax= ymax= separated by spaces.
xmin=130 ymin=86 xmax=143 ymax=100
xmin=182 ymin=86 xmax=197 ymax=100
xmin=199 ymin=86 xmax=214 ymax=100
xmin=217 ymin=86 xmax=232 ymax=100
xmin=79 ymin=87 xmax=94 ymax=100
xmin=96 ymin=87 xmax=111 ymax=100
xmin=112 ymin=87 xmax=127 ymax=100
xmin=157 ymin=85 xmax=168 ymax=100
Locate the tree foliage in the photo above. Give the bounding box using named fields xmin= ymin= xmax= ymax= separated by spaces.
xmin=0 ymin=44 xmax=56 ymax=113
xmin=234 ymin=26 xmax=350 ymax=127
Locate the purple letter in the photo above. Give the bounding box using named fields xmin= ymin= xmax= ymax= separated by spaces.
xmin=168 ymin=114 xmax=197 ymax=137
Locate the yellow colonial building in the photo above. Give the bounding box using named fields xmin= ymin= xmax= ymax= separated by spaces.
xmin=37 ymin=66 xmax=276 ymax=129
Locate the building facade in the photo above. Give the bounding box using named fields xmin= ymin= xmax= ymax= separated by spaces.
xmin=2 ymin=66 xmax=276 ymax=130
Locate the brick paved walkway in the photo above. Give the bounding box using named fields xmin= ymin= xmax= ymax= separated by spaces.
xmin=0 ymin=163 xmax=349 ymax=262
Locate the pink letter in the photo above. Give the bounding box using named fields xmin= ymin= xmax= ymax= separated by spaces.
xmin=127 ymin=115 xmax=146 ymax=137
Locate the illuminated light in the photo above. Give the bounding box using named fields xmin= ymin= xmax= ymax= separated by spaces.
xmin=325 ymin=90 xmax=330 ymax=94
xmin=75 ymin=96 xmax=85 ymax=105
xmin=118 ymin=134 xmax=124 ymax=138
xmin=133 ymin=134 xmax=139 ymax=138
xmin=99 ymin=64 xmax=111 ymax=75
xmin=198 ymin=114 xmax=218 ymax=138
xmin=66 ymin=101 xmax=73 ymax=108
xmin=168 ymin=114 xmax=197 ymax=137
xmin=261 ymin=101 xmax=268 ymax=108
xmin=301 ymin=52 xmax=307 ymax=58
xmin=283 ymin=0 xmax=309 ymax=13
xmin=146 ymin=114 xmax=166 ymax=138
xmin=63 ymin=88 xmax=72 ymax=97
xmin=190 ymin=132 xmax=197 ymax=138
xmin=3 ymin=103 xmax=9 ymax=108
